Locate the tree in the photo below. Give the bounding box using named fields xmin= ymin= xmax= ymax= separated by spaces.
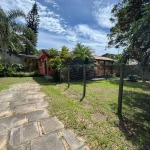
xmin=0 ymin=7 xmax=35 ymax=65
xmin=25 ymin=2 xmax=40 ymax=55
xmin=107 ymin=0 xmax=150 ymax=63
xmin=48 ymin=46 xmax=71 ymax=81
xmin=49 ymin=48 xmax=59 ymax=57
xmin=72 ymin=43 xmax=94 ymax=64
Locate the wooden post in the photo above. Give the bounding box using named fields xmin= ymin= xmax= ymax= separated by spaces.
xmin=68 ymin=65 xmax=70 ymax=88
xmin=80 ymin=64 xmax=86 ymax=102
xmin=59 ymin=69 xmax=61 ymax=83
xmin=111 ymin=61 xmax=113 ymax=74
xmin=118 ymin=63 xmax=125 ymax=115
xmin=104 ymin=61 xmax=106 ymax=75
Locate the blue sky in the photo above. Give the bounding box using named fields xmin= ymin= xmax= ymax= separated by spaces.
xmin=1 ymin=0 xmax=121 ymax=55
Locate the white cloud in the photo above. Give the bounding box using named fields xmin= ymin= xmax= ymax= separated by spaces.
xmin=44 ymin=0 xmax=59 ymax=9
xmin=37 ymin=30 xmax=75 ymax=50
xmin=93 ymin=0 xmax=115 ymax=28
xmin=1 ymin=0 xmax=121 ymax=55
xmin=75 ymin=24 xmax=107 ymax=44
xmin=0 ymin=0 xmax=65 ymax=34
xmin=65 ymin=28 xmax=77 ymax=42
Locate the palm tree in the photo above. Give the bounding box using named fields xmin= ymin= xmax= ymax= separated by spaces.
xmin=72 ymin=43 xmax=94 ymax=64
xmin=0 ymin=7 xmax=36 ymax=65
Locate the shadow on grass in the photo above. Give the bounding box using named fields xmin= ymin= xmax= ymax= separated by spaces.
xmin=32 ymin=77 xmax=95 ymax=86
xmin=32 ymin=77 xmax=57 ymax=86
xmin=114 ymin=90 xmax=150 ymax=149
xmin=108 ymin=78 xmax=150 ymax=91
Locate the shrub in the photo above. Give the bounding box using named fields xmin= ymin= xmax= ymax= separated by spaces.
xmin=12 ymin=63 xmax=25 ymax=72
xmin=126 ymin=74 xmax=140 ymax=82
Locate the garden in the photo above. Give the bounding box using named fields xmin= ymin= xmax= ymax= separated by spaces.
xmin=0 ymin=77 xmax=149 ymax=149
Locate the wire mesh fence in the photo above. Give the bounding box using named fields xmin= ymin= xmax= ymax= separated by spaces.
xmin=117 ymin=64 xmax=150 ymax=114
xmin=58 ymin=63 xmax=150 ymax=103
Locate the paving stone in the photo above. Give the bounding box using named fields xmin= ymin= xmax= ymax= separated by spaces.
xmin=40 ymin=117 xmax=64 ymax=134
xmin=31 ymin=133 xmax=65 ymax=150
xmin=0 ymin=93 xmax=13 ymax=99
xmin=0 ymin=102 xmax=10 ymax=111
xmin=26 ymin=91 xmax=39 ymax=95
xmin=8 ymin=142 xmax=30 ymax=150
xmin=62 ymin=129 xmax=85 ymax=150
xmin=0 ymin=131 xmax=8 ymax=150
xmin=35 ymin=101 xmax=48 ymax=109
xmin=28 ymin=109 xmax=49 ymax=122
xmin=16 ymin=144 xmax=30 ymax=150
xmin=25 ymin=93 xmax=45 ymax=99
xmin=9 ymin=122 xmax=39 ymax=147
xmin=16 ymin=104 xmax=36 ymax=114
xmin=0 ymin=93 xmax=14 ymax=103
xmin=0 ymin=110 xmax=13 ymax=119
xmin=10 ymin=98 xmax=43 ymax=108
xmin=0 ymin=114 xmax=27 ymax=132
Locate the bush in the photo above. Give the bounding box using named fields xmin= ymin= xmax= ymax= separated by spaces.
xmin=126 ymin=74 xmax=140 ymax=82
xmin=51 ymin=70 xmax=60 ymax=82
xmin=12 ymin=63 xmax=25 ymax=72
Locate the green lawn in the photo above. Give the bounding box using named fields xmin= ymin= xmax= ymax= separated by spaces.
xmin=0 ymin=77 xmax=150 ymax=149
xmin=0 ymin=77 xmax=36 ymax=91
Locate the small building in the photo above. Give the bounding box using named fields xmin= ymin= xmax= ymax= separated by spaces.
xmin=0 ymin=49 xmax=38 ymax=71
xmin=37 ymin=50 xmax=114 ymax=76
xmin=93 ymin=56 xmax=114 ymax=75
xmin=38 ymin=49 xmax=53 ymax=75
xmin=18 ymin=54 xmax=38 ymax=72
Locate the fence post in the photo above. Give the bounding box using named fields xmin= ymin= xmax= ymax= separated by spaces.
xmin=80 ymin=64 xmax=86 ymax=102
xmin=59 ymin=68 xmax=61 ymax=83
xmin=68 ymin=65 xmax=70 ymax=88
xmin=118 ymin=63 xmax=125 ymax=115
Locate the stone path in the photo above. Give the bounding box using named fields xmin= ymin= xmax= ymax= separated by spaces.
xmin=0 ymin=83 xmax=86 ymax=150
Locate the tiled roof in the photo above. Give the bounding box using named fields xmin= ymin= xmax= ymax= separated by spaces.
xmin=93 ymin=56 xmax=114 ymax=61
xmin=42 ymin=49 xmax=50 ymax=55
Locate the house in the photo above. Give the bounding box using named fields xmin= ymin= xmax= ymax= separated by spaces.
xmin=38 ymin=49 xmax=115 ymax=76
xmin=0 ymin=49 xmax=38 ymax=71
xmin=38 ymin=49 xmax=53 ymax=75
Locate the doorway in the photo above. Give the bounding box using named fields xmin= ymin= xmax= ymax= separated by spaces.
xmin=44 ymin=60 xmax=47 ymax=75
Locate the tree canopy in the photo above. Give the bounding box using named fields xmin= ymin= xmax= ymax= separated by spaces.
xmin=0 ymin=6 xmax=36 ymax=64
xmin=72 ymin=43 xmax=94 ymax=64
xmin=47 ymin=46 xmax=71 ymax=81
xmin=25 ymin=2 xmax=40 ymax=54
xmin=107 ymin=0 xmax=150 ymax=64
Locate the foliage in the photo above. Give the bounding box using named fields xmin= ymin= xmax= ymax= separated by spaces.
xmin=0 ymin=70 xmax=43 ymax=77
xmin=72 ymin=43 xmax=94 ymax=64
xmin=107 ymin=0 xmax=150 ymax=64
xmin=26 ymin=2 xmax=39 ymax=35
xmin=12 ymin=63 xmax=24 ymax=72
xmin=49 ymin=48 xmax=59 ymax=57
xmin=48 ymin=46 xmax=71 ymax=81
xmin=126 ymin=74 xmax=140 ymax=82
xmin=104 ymin=53 xmax=123 ymax=65
xmin=0 ymin=56 xmax=3 ymax=70
xmin=35 ymin=49 xmax=42 ymax=56
xmin=25 ymin=2 xmax=40 ymax=54
xmin=0 ymin=6 xmax=36 ymax=61
xmin=0 ymin=62 xmax=42 ymax=77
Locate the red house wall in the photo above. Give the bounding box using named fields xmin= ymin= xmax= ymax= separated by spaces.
xmin=38 ymin=51 xmax=53 ymax=76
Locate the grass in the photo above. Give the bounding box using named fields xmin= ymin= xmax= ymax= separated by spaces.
xmin=0 ymin=77 xmax=150 ymax=149
xmin=0 ymin=77 xmax=36 ymax=91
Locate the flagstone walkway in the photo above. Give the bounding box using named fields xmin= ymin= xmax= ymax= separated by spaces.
xmin=0 ymin=83 xmax=86 ymax=150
